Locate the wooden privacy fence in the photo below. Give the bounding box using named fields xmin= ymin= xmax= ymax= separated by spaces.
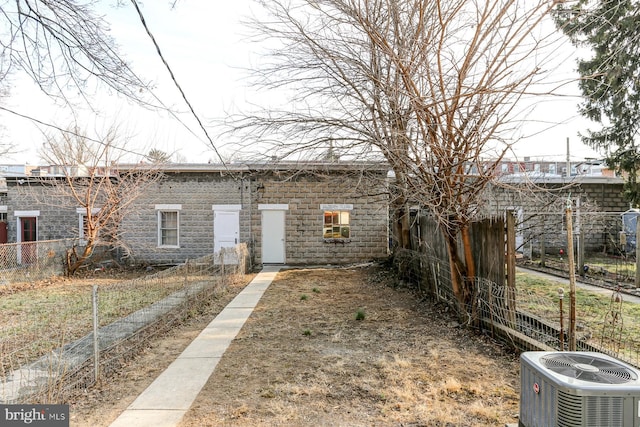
xmin=395 ymin=210 xmax=507 ymax=304
xmin=394 ymin=210 xmax=640 ymax=368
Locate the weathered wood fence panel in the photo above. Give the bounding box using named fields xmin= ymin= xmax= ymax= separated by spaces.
xmin=394 ymin=212 xmax=640 ymax=369
xmin=396 ymin=211 xmax=505 ymax=296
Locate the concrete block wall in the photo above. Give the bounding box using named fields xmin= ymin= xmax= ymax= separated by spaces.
xmin=252 ymin=171 xmax=389 ymax=265
xmin=4 ymin=181 xmax=78 ymax=242
xmin=3 ymin=166 xmax=390 ymax=267
xmin=581 ymin=182 xmax=628 ymax=211
xmin=121 ymin=173 xmax=249 ymax=265
xmin=486 ymin=180 xmax=627 ymax=254
xmin=571 ymin=182 xmax=627 ymax=253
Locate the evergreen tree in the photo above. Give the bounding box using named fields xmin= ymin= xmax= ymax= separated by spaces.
xmin=555 ymin=0 xmax=640 ymax=204
xmin=147 ymin=149 xmax=171 ymax=163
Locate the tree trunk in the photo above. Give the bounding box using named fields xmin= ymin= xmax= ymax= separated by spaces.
xmin=399 ymin=205 xmax=411 ymax=249
xmin=67 ymin=237 xmax=96 ymax=275
xmin=446 ymin=231 xmax=472 ymax=322
xmin=461 ymin=225 xmax=476 ymax=279
xmin=391 ymin=171 xmax=412 ymax=250
xmin=461 ymin=225 xmax=478 ymax=324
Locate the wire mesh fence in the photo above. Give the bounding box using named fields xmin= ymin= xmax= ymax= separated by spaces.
xmin=0 ymin=244 xmax=250 ymax=404
xmin=518 ymin=209 xmax=639 ymax=286
xmin=0 ymin=239 xmax=73 ymax=284
xmin=394 ymin=247 xmax=640 ymax=369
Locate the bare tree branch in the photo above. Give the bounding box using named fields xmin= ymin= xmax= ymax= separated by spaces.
xmin=1 ymin=1 xmax=152 ymax=104
xmin=36 ymin=126 xmax=163 ymax=275
xmin=225 ymin=0 xmax=565 ymax=319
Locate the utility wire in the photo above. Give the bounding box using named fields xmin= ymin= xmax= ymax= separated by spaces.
xmin=129 ymin=0 xmax=230 ymax=172
xmin=0 ymin=105 xmax=149 ymax=159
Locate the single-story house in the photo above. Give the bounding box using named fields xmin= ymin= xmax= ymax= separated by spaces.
xmin=0 ymin=162 xmax=390 ymax=267
xmin=487 ymin=174 xmax=629 ymax=254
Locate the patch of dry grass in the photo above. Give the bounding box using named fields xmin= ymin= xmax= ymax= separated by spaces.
xmin=0 ymin=269 xmax=205 ymax=375
xmin=180 ymin=266 xmax=520 ymax=427
xmin=68 ymin=275 xmax=254 ymax=426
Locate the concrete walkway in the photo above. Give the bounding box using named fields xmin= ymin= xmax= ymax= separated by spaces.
xmin=518 ymin=267 xmax=640 ymax=304
xmin=108 ymin=266 xmax=281 ymax=427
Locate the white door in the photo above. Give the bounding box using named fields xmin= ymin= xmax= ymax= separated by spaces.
xmin=214 ymin=210 xmax=240 ymax=264
xmin=262 ymin=210 xmax=286 ymax=264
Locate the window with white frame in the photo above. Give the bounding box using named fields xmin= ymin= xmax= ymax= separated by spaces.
xmin=321 ymin=204 xmax=352 ymax=240
xmin=77 ymin=207 xmax=100 ymax=245
xmin=156 ymin=204 xmax=181 ymax=247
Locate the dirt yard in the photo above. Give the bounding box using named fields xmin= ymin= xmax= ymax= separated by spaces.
xmin=69 ymin=264 xmax=521 ymax=427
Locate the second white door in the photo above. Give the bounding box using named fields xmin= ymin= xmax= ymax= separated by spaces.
xmin=262 ymin=210 xmax=286 ymax=264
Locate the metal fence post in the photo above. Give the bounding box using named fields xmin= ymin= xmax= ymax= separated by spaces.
xmin=184 ymin=259 xmax=189 ymax=288
xmin=565 ymin=199 xmax=577 ymax=351
xmin=92 ymin=285 xmax=100 ymax=384
xmin=506 ymin=210 xmax=517 ymax=328
xmin=635 ymin=219 xmax=640 ymax=289
xmin=220 ymin=248 xmax=226 ymax=280
xmin=558 ymin=287 xmax=564 ymax=351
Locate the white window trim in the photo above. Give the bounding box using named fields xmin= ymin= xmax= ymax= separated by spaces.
xmin=77 ymin=207 xmax=101 ymax=244
xmin=258 ymin=204 xmax=289 ymax=211
xmin=156 ymin=205 xmax=182 ymax=248
xmin=76 ymin=207 xmax=101 ymax=214
xmin=155 ymin=204 xmax=182 ymax=211
xmin=320 ymin=204 xmax=353 ymax=211
xmin=14 ymin=210 xmax=40 ymax=217
xmin=212 ymin=204 xmax=241 ymax=211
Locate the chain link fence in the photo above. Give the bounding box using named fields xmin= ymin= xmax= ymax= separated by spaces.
xmin=517 ymin=209 xmax=639 ymax=286
xmin=0 ymin=239 xmax=73 ymax=284
xmin=477 ymin=273 xmax=640 ymax=369
xmin=0 ymin=244 xmax=250 ymax=404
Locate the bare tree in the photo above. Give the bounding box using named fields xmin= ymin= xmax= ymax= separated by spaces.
xmin=0 ymin=1 xmax=150 ymax=104
xmin=227 ymin=0 xmax=563 ymax=319
xmin=0 ymin=1 xmax=156 ymax=154
xmin=38 ymin=127 xmax=163 ymax=275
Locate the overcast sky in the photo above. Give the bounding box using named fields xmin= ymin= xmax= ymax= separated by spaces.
xmin=1 ymin=1 xmax=602 ymax=165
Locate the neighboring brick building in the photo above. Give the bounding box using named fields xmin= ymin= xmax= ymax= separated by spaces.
xmin=1 ymin=162 xmax=390 ymax=267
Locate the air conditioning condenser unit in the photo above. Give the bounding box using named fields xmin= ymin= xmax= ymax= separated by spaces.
xmin=520 ymin=351 xmax=640 ymax=427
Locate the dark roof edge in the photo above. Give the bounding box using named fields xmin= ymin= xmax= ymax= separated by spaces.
xmin=118 ymin=161 xmax=390 ymax=173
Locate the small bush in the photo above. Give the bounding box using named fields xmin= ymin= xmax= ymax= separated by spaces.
xmin=303 ymin=329 xmax=312 ymax=336
xmin=300 ymin=294 xmax=308 ymax=301
xmin=355 ymin=308 xmax=366 ymax=320
xmin=312 ymin=287 xmax=321 ymax=294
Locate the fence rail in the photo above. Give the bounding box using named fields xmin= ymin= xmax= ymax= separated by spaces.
xmin=0 ymin=244 xmax=250 ymax=404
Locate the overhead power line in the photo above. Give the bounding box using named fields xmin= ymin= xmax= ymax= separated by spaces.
xmin=129 ymin=0 xmax=229 ymax=171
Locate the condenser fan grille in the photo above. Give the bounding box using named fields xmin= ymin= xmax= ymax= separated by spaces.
xmin=541 ymin=353 xmax=638 ymax=384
